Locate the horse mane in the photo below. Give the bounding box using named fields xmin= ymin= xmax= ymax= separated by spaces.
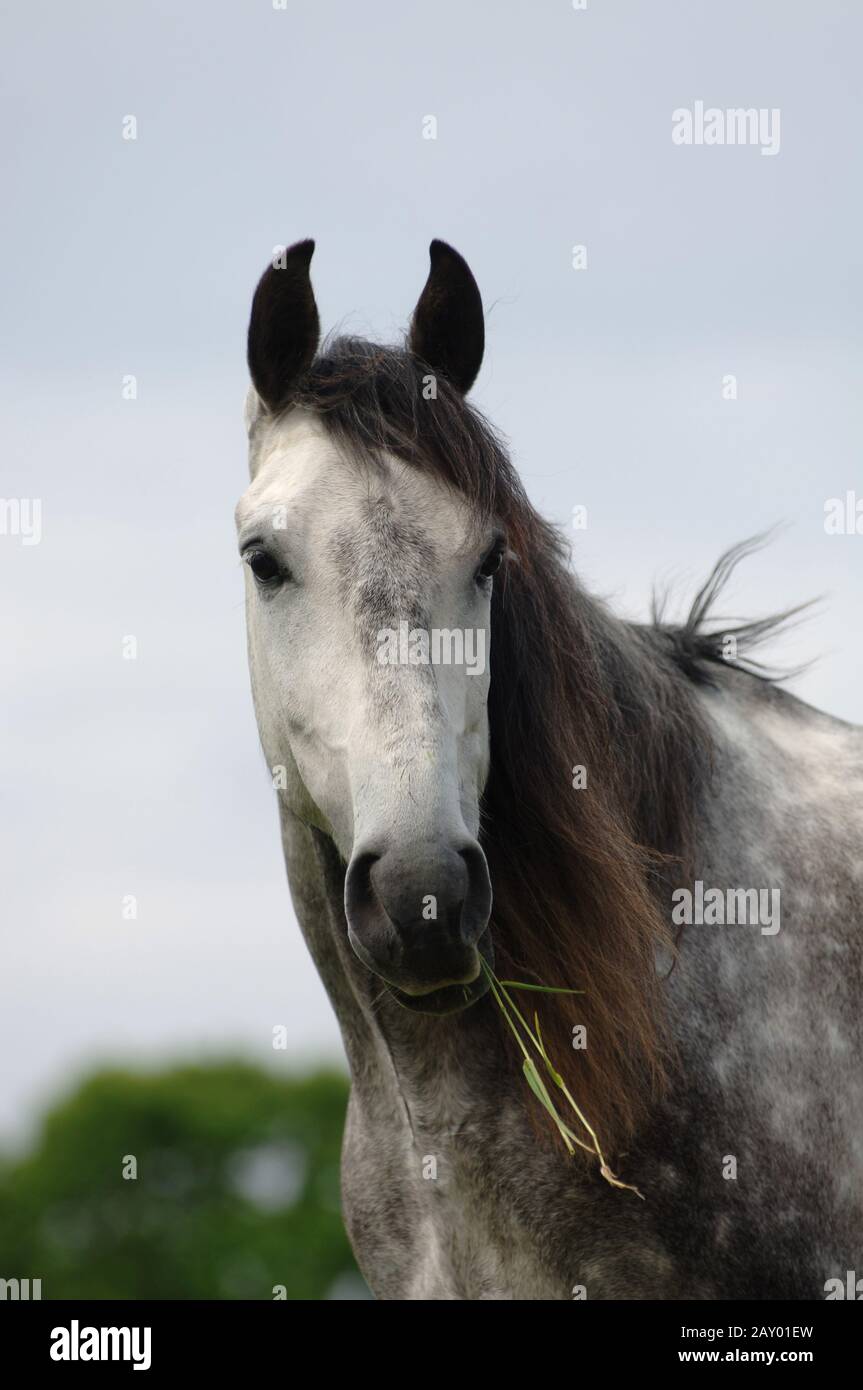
xmin=293 ymin=335 xmax=800 ymax=1156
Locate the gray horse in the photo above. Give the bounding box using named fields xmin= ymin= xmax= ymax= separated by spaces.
xmin=237 ymin=239 xmax=862 ymax=1299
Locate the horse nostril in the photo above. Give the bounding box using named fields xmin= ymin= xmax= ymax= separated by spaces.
xmin=344 ymin=850 xmax=382 ymax=927
xmin=458 ymin=843 xmax=493 ymax=946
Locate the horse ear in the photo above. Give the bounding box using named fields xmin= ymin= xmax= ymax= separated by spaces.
xmin=409 ymin=240 xmax=485 ymax=394
xmin=247 ymin=239 xmax=320 ymax=413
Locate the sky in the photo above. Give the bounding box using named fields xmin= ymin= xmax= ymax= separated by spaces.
xmin=1 ymin=0 xmax=861 ymax=1140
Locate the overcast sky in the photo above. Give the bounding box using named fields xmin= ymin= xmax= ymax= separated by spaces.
xmin=1 ymin=0 xmax=861 ymax=1140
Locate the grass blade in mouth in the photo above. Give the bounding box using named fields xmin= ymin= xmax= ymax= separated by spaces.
xmin=482 ymin=961 xmax=644 ymax=1198
xmin=496 ymin=980 xmax=585 ymax=995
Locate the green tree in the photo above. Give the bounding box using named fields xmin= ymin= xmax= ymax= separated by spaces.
xmin=0 ymin=1062 xmax=367 ymax=1300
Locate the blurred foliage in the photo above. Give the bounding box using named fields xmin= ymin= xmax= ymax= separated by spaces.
xmin=0 ymin=1061 xmax=368 ymax=1299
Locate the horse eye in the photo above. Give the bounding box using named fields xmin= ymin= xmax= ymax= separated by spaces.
xmin=246 ymin=549 xmax=282 ymax=585
xmin=477 ymin=544 xmax=504 ymax=581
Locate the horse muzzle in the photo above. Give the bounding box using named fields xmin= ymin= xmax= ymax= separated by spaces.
xmin=344 ymin=838 xmax=493 ymax=1013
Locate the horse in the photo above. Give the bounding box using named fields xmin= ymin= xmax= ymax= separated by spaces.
xmin=237 ymin=238 xmax=863 ymax=1300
